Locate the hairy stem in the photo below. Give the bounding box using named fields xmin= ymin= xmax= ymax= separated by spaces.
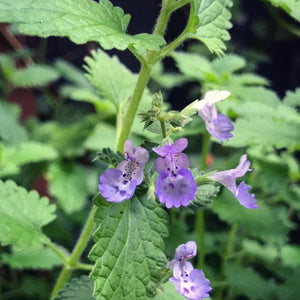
xmin=50 ymin=205 xmax=97 ymax=299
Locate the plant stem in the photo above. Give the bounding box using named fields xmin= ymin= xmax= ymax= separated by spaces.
xmin=160 ymin=119 xmax=167 ymax=138
xmin=50 ymin=205 xmax=97 ymax=299
xmin=196 ymin=132 xmax=211 ymax=269
xmin=46 ymin=242 xmax=69 ymax=265
xmin=217 ymin=223 xmax=238 ymax=300
xmin=115 ymin=63 xmax=152 ymax=152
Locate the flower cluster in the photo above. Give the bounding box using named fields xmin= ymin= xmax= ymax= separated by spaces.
xmin=152 ymin=138 xmax=197 ymax=208
xmin=209 ymin=154 xmax=258 ymax=209
xmin=168 ymin=241 xmax=212 ymax=300
xmin=196 ymin=90 xmax=234 ymax=142
xmin=99 ymin=140 xmax=149 ymax=202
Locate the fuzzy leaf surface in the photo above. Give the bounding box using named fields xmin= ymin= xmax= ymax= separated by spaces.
xmin=0 ymin=0 xmax=165 ymax=53
xmin=0 ymin=180 xmax=56 ymax=250
xmin=190 ymin=0 xmax=233 ymax=55
xmin=55 ymin=276 xmax=95 ymax=300
xmin=89 ymin=193 xmax=168 ymax=300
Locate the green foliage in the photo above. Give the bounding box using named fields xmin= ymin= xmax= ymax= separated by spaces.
xmin=48 ymin=162 xmax=88 ymax=214
xmin=28 ymin=116 xmax=97 ymax=157
xmin=1 ymin=246 xmax=63 ymax=269
xmin=210 ymin=189 xmax=292 ymax=245
xmin=0 ymin=180 xmax=56 ymax=250
xmin=10 ymin=64 xmax=60 ymax=87
xmin=89 ymin=193 xmax=168 ymax=300
xmin=84 ymin=49 xmax=137 ymax=107
xmin=0 ymin=141 xmax=58 ymax=177
xmin=283 ymin=87 xmax=300 ymax=107
xmin=154 ymin=282 xmax=186 ymax=299
xmin=0 ymin=101 xmax=28 ymax=146
xmin=84 ymin=123 xmax=116 ymax=151
xmin=54 ymin=276 xmax=95 ymax=300
xmin=190 ymin=0 xmax=233 ymax=55
xmin=93 ymin=148 xmax=124 ymax=167
xmin=224 ymin=263 xmax=276 ymax=300
xmin=0 ymin=0 xmax=165 ymax=53
xmin=265 ymin=0 xmax=300 ymax=22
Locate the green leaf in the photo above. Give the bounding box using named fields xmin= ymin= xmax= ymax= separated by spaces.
xmin=48 ymin=162 xmax=88 ymax=214
xmin=225 ymin=116 xmax=300 ymax=149
xmin=0 ymin=180 xmax=56 ymax=250
xmin=0 ymin=141 xmax=58 ymax=177
xmin=0 ymin=0 xmax=165 ymax=53
xmin=10 ymin=64 xmax=60 ymax=87
xmin=84 ymin=49 xmax=137 ymax=107
xmin=211 ymin=54 xmax=246 ymax=74
xmin=93 ymin=148 xmax=124 ymax=167
xmin=210 ymin=189 xmax=291 ymax=245
xmin=28 ymin=117 xmax=97 ymax=158
xmin=89 ymin=193 xmax=168 ymax=300
xmin=190 ymin=0 xmax=233 ymax=55
xmin=265 ymin=0 xmax=300 ymax=22
xmin=283 ymin=88 xmax=300 ymax=107
xmin=55 ymin=276 xmax=95 ymax=300
xmin=154 ymin=282 xmax=186 ymax=300
xmin=281 ymin=245 xmax=300 ymax=267
xmin=0 ymin=101 xmax=28 ymax=146
xmin=224 ymin=263 xmax=276 ymax=300
xmin=1 ymin=246 xmax=64 ymax=269
xmin=84 ymin=123 xmax=116 ymax=152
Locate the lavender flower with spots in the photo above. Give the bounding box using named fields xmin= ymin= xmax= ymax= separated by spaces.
xmin=168 ymin=241 xmax=211 ymax=300
xmin=209 ymin=154 xmax=258 ymax=209
xmin=99 ymin=140 xmax=149 ymax=202
xmin=152 ymin=138 xmax=197 ymax=208
xmin=196 ymin=90 xmax=234 ymax=142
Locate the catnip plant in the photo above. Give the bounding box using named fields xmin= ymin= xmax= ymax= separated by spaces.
xmin=0 ymin=0 xmax=300 ymax=300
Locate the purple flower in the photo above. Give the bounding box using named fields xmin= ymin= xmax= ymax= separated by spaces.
xmin=209 ymin=154 xmax=258 ymax=209
xmin=99 ymin=140 xmax=149 ymax=202
xmin=153 ymin=138 xmax=197 ymax=208
xmin=197 ymin=90 xmax=234 ymax=142
xmin=168 ymin=241 xmax=212 ymax=300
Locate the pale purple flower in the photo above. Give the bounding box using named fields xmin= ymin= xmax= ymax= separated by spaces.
xmin=153 ymin=138 xmax=197 ymax=208
xmin=168 ymin=241 xmax=212 ymax=300
xmin=209 ymin=154 xmax=258 ymax=209
xmin=197 ymin=90 xmax=234 ymax=142
xmin=99 ymin=140 xmax=149 ymax=202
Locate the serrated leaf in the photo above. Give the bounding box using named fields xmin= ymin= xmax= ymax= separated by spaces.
xmin=210 ymin=189 xmax=291 ymax=245
xmin=84 ymin=49 xmax=137 ymax=107
xmin=48 ymin=162 xmax=88 ymax=214
xmin=0 ymin=101 xmax=28 ymax=146
xmin=224 ymin=263 xmax=276 ymax=300
xmin=10 ymin=64 xmax=60 ymax=87
xmin=55 ymin=276 xmax=95 ymax=300
xmin=0 ymin=180 xmax=56 ymax=250
xmin=0 ymin=141 xmax=58 ymax=177
xmin=225 ymin=116 xmax=300 ymax=149
xmin=265 ymin=0 xmax=300 ymax=22
xmin=89 ymin=193 xmax=168 ymax=300
xmin=231 ymin=73 xmax=269 ymax=86
xmin=0 ymin=0 xmax=165 ymax=53
xmin=190 ymin=0 xmax=233 ymax=55
xmin=1 ymin=246 xmax=64 ymax=269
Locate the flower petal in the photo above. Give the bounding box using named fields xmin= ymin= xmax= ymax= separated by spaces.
xmin=174 ymin=241 xmax=197 ymax=261
xmin=236 ymin=181 xmax=258 ymax=209
xmin=206 ymin=113 xmax=234 ymax=142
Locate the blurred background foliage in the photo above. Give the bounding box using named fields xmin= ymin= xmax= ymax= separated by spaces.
xmin=0 ymin=0 xmax=299 ymax=299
